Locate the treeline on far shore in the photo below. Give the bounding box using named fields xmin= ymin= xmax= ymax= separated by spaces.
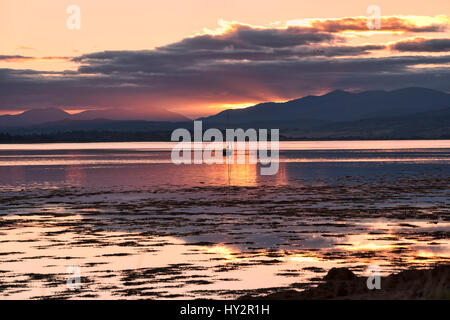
xmin=0 ymin=131 xmax=174 ymax=143
xmin=0 ymin=130 xmax=449 ymax=143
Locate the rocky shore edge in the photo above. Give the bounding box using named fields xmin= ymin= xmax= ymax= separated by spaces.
xmin=240 ymin=265 xmax=450 ymax=300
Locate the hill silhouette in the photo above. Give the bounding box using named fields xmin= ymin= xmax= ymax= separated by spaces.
xmin=0 ymin=87 xmax=448 ymax=141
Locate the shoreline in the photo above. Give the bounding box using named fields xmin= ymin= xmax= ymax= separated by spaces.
xmin=1 ymin=137 xmax=450 ymax=144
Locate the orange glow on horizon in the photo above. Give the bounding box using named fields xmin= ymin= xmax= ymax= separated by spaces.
xmin=207 ymin=102 xmax=260 ymax=111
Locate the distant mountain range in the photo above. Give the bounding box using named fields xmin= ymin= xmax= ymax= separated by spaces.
xmin=0 ymin=107 xmax=189 ymax=128
xmin=198 ymin=87 xmax=450 ymax=139
xmin=200 ymin=87 xmax=450 ymax=123
xmin=0 ymin=87 xmax=449 ymax=141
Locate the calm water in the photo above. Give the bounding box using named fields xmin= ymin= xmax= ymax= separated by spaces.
xmin=0 ymin=141 xmax=449 ymax=299
xmin=0 ymin=140 xmax=449 ymax=189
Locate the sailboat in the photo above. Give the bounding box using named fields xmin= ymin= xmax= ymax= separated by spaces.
xmin=223 ymin=110 xmax=233 ymax=156
xmin=222 ymin=143 xmax=232 ymax=156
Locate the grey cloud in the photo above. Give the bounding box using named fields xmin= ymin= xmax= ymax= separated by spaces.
xmin=162 ymin=25 xmax=338 ymax=52
xmin=1 ymin=53 xmax=449 ymax=112
xmin=0 ymin=55 xmax=32 ymax=61
xmin=392 ymin=38 xmax=450 ymax=52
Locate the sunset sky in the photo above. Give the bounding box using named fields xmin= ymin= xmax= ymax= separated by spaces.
xmin=1 ymin=0 xmax=449 ymax=118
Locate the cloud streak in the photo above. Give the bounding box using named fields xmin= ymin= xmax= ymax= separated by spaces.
xmin=0 ymin=55 xmax=70 ymax=62
xmin=307 ymin=15 xmax=449 ymax=33
xmin=391 ymin=37 xmax=450 ymax=52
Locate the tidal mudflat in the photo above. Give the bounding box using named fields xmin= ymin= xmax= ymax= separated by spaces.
xmin=0 ymin=141 xmax=449 ymax=299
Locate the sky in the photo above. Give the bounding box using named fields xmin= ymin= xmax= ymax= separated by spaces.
xmin=0 ymin=0 xmax=449 ymax=118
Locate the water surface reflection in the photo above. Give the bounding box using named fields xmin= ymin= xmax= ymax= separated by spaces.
xmin=0 ymin=141 xmax=449 ymax=299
